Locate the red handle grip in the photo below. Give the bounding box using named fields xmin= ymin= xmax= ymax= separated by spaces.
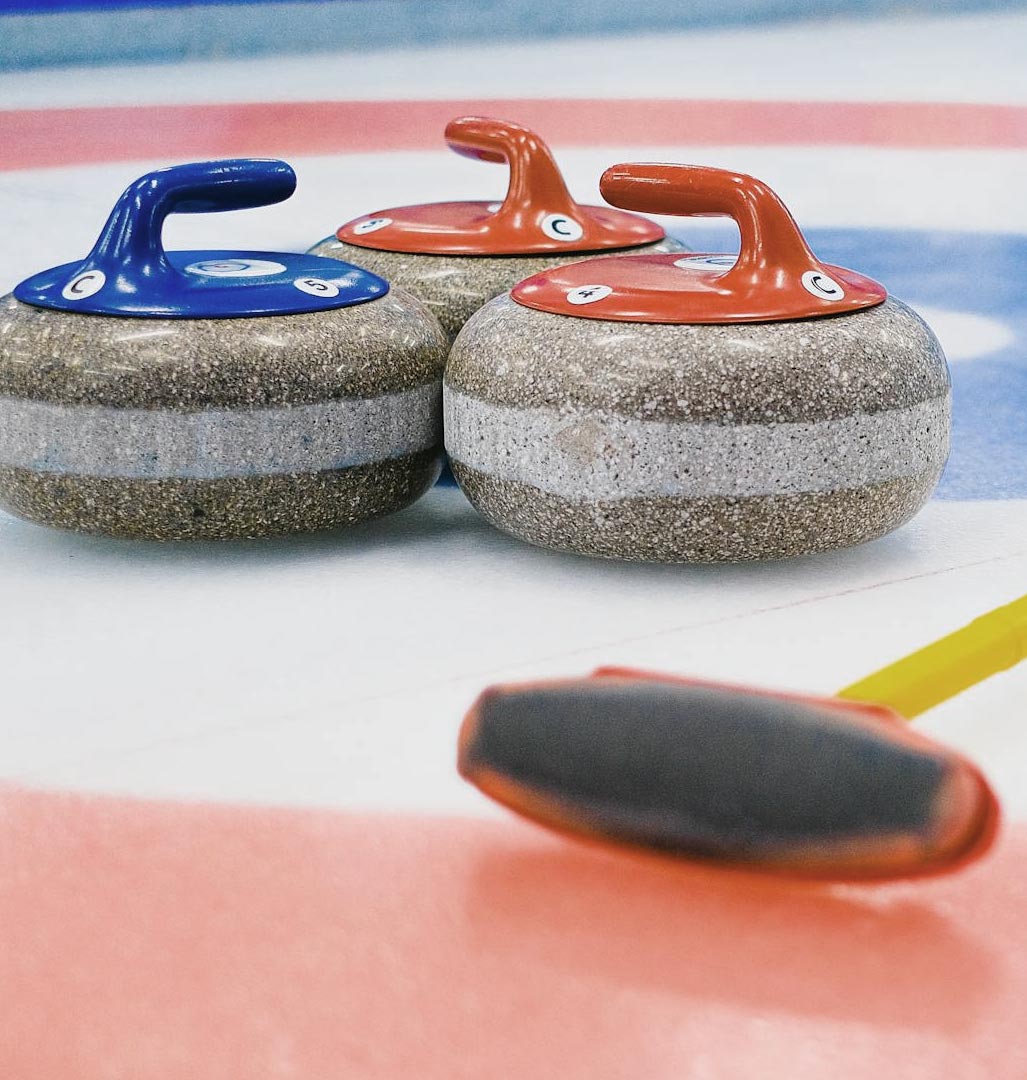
xmin=601 ymin=163 xmax=817 ymax=291
xmin=445 ymin=115 xmax=534 ymax=164
xmin=511 ymin=161 xmax=886 ymax=322
xmin=444 ymin=116 xmax=578 ymax=220
xmin=336 ymin=117 xmax=666 ymax=256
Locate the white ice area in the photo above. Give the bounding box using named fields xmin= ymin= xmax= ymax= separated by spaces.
xmin=1 ymin=160 xmax=1024 ymax=815
xmin=3 ymin=146 xmax=1023 ymax=815
xmin=4 ymin=145 xmax=1027 ymax=301
xmin=914 ymin=307 xmax=1016 ymax=363
xmin=0 ymin=11 xmax=1025 ymax=826
xmin=2 ymin=9 xmax=1027 ymax=107
xmin=2 ymin=490 xmax=1024 ymax=818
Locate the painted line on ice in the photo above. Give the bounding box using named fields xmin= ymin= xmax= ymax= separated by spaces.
xmin=4 ymin=98 xmax=1027 ymax=171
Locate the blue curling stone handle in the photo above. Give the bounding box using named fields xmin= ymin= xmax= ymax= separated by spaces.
xmin=14 ymin=159 xmax=388 ymax=318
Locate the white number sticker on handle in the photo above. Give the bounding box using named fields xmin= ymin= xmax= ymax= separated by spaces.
xmin=293 ymin=277 xmax=341 ymax=298
xmin=566 ymin=284 xmax=613 ymax=306
xmin=352 ymin=217 xmax=393 ymax=235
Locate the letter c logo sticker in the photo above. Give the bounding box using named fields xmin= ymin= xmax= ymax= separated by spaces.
xmin=542 ymin=214 xmax=585 ymax=242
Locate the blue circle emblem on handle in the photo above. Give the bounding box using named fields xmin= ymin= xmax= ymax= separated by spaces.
xmin=13 ymin=159 xmax=388 ymax=318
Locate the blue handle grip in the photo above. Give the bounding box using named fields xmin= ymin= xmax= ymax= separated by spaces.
xmin=86 ymin=159 xmax=296 ymax=278
xmin=14 ymin=157 xmax=390 ymax=318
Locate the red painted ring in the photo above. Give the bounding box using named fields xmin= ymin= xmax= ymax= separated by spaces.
xmin=4 ymin=98 xmax=1027 ymax=172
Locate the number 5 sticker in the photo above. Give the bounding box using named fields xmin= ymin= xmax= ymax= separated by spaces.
xmin=294 ymin=277 xmax=340 ymax=298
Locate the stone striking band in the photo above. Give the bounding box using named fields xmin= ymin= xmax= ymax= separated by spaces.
xmin=445 ymin=389 xmax=949 ymax=499
xmin=0 ymin=381 xmax=441 ymax=479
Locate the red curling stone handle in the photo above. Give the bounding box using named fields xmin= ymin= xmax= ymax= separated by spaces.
xmin=336 ymin=117 xmax=664 ymax=256
xmin=512 ymin=163 xmax=887 ymax=323
xmin=444 ymin=115 xmax=580 ymax=224
xmin=601 ymin=163 xmax=820 ymax=296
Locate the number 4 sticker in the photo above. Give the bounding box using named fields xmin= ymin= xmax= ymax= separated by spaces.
xmin=566 ymin=284 xmax=613 ymax=306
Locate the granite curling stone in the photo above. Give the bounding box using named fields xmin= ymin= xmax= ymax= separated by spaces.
xmin=308 ymin=115 xmax=685 ymax=341
xmin=0 ymin=159 xmax=448 ymax=540
xmin=445 ymin=163 xmax=951 ymax=562
xmin=458 ymin=667 xmax=999 ymax=881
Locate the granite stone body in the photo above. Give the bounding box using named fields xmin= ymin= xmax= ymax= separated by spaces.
xmin=309 ymin=236 xmax=686 ymax=342
xmin=0 ymin=289 xmax=448 ymax=539
xmin=444 ymin=295 xmax=950 ymax=562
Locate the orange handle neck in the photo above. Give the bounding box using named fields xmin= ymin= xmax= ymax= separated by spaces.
xmin=445 ymin=116 xmax=580 ymax=226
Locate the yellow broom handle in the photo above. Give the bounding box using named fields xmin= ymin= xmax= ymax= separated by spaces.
xmin=836 ymin=593 xmax=1027 ymax=719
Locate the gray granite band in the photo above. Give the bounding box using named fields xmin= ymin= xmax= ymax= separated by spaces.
xmin=444 ymin=389 xmax=949 ymax=499
xmin=310 ymin=236 xmax=685 ymax=341
xmin=0 ymin=381 xmax=441 ymax=480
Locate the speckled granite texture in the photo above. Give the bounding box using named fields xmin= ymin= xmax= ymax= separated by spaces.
xmin=0 ymin=453 xmax=439 ymax=541
xmin=0 ymin=289 xmax=448 ymax=539
xmin=0 ymin=386 xmax=440 ymax=478
xmin=0 ymin=292 xmax=443 ymax=407
xmin=450 ymin=467 xmax=941 ymax=562
xmin=308 ymin=236 xmax=686 ymax=342
xmin=444 ymin=295 xmax=950 ymax=562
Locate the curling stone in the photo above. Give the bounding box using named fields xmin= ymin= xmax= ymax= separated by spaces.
xmin=0 ymin=159 xmax=447 ymax=540
xmin=458 ymin=668 xmax=999 ymax=881
xmin=445 ymin=164 xmax=950 ymax=562
xmin=308 ymin=116 xmax=684 ymax=341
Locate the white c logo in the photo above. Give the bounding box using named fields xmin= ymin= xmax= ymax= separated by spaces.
xmin=61 ymin=270 xmax=106 ymax=300
xmin=801 ymin=270 xmax=845 ymax=301
xmin=542 ymin=214 xmax=584 ymax=242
